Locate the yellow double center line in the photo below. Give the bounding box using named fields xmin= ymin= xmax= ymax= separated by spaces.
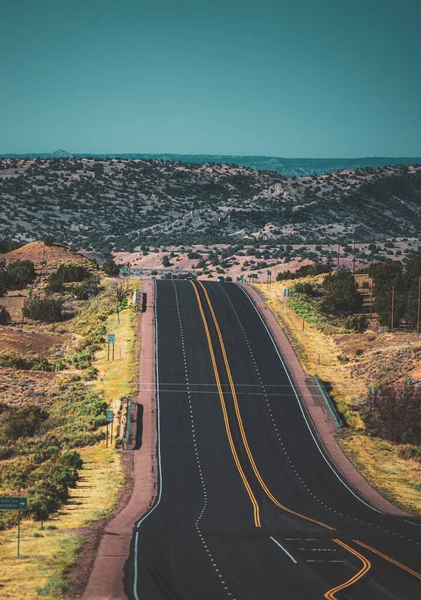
xmin=191 ymin=281 xmax=261 ymax=527
xmin=195 ymin=280 xmax=334 ymax=532
xmin=190 ymin=280 xmax=421 ymax=596
xmin=324 ymin=539 xmax=371 ymax=599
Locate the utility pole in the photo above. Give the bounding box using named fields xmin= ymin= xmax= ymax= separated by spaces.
xmin=352 ymin=231 xmax=356 ymax=275
xmin=337 ymin=242 xmax=340 ymax=269
xmin=391 ymin=286 xmax=395 ymax=331
xmin=417 ymin=276 xmax=421 ymax=335
xmin=370 ymin=280 xmax=373 ymax=322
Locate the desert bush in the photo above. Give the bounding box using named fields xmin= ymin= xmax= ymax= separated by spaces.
xmin=109 ymin=280 xmax=130 ymax=304
xmin=55 ymin=263 xmax=91 ymax=283
xmin=344 ymin=314 xmax=369 ymax=332
xmin=291 ymin=282 xmax=314 ymax=296
xmin=337 ymin=354 xmax=349 ymax=364
xmin=7 ymin=260 xmax=36 ymax=289
xmin=0 ymin=307 xmax=10 ymax=324
xmin=23 ymin=294 xmax=63 ymax=322
xmin=364 ymin=380 xmax=421 ymax=444
xmin=397 ymin=444 xmax=421 ymax=462
xmin=102 ymin=258 xmax=119 ymax=276
xmin=43 ymin=234 xmax=55 ymax=246
xmin=0 ymin=405 xmax=49 ymax=440
xmin=46 ymin=272 xmax=64 ymax=292
xmin=68 ymin=276 xmax=100 ymax=300
xmin=0 ymin=352 xmax=55 ymax=371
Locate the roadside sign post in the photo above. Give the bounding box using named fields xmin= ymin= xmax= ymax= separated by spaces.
xmin=107 ymin=334 xmax=115 ymax=362
xmin=106 ymin=410 xmax=114 ymax=448
xmin=116 ymin=305 xmax=120 ymax=324
xmin=0 ymin=497 xmax=28 ymax=558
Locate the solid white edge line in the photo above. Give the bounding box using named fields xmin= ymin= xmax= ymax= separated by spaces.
xmin=235 ymin=283 xmax=383 ymax=515
xmin=270 ymin=536 xmax=297 ymax=563
xmin=404 ymin=519 xmax=421 ymax=527
xmin=133 ymin=280 xmax=163 ymax=600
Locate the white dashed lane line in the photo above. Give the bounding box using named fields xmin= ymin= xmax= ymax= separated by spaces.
xmin=220 ymin=285 xmax=420 ymax=547
xmin=172 ymin=281 xmax=237 ymax=599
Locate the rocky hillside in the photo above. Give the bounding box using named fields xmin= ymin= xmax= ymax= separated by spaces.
xmin=1 ymin=157 xmax=421 ymax=255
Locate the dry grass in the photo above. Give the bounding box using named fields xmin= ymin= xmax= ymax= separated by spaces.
xmin=256 ymin=281 xmax=421 ymax=514
xmin=340 ymin=433 xmax=421 ymax=514
xmin=0 ymin=279 xmax=141 ymax=598
xmin=256 ymin=281 xmax=363 ymax=426
xmin=0 ymin=445 xmax=123 ymax=599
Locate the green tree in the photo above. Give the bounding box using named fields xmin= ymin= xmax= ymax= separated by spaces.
xmin=371 ymin=263 xmax=404 ymax=326
xmin=321 ymin=269 xmax=363 ymax=315
xmin=102 ymin=258 xmax=120 ymax=277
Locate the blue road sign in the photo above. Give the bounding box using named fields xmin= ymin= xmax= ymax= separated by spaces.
xmin=108 ymin=334 xmax=115 ymax=344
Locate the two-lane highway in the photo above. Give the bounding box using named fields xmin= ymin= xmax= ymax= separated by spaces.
xmin=124 ymin=280 xmax=421 ymax=599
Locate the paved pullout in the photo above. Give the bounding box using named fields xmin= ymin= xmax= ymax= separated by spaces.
xmin=123 ymin=280 xmax=421 ymax=600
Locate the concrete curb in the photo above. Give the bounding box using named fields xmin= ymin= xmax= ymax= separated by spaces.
xmin=240 ymin=283 xmax=410 ymax=517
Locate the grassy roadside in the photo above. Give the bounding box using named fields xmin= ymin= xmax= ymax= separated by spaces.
xmin=255 ymin=281 xmax=421 ymax=515
xmin=0 ymin=279 xmax=141 ymax=598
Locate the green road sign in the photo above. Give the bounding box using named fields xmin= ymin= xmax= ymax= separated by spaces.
xmin=108 ymin=334 xmax=115 ymax=345
xmin=0 ymin=497 xmax=28 ymax=510
xmin=106 ymin=410 xmax=114 ymax=422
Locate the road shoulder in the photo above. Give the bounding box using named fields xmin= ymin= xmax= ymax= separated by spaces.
xmin=83 ymin=279 xmax=158 ymax=600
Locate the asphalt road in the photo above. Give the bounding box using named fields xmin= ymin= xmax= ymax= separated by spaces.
xmin=124 ymin=280 xmax=421 ymax=600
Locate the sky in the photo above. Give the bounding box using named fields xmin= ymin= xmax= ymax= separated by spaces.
xmin=1 ymin=0 xmax=420 ymax=157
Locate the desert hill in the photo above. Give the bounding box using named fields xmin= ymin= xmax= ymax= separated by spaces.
xmin=1 ymin=157 xmax=421 ymax=256
xmin=4 ymin=241 xmax=94 ymax=273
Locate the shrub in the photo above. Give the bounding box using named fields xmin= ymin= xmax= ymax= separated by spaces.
xmin=361 ymin=281 xmax=370 ymax=289
xmin=102 ymin=258 xmax=119 ymax=277
xmin=0 ymin=307 xmax=10 ymax=324
xmin=43 ymin=234 xmax=55 ymax=246
xmin=344 ymin=314 xmax=369 ymax=333
xmin=0 ymin=352 xmax=54 ymax=371
xmin=0 ymin=404 xmax=49 ymax=440
xmin=365 ymin=380 xmax=421 ymax=444
xmin=23 ymin=294 xmax=63 ymax=322
xmin=55 ymin=263 xmax=90 ymax=283
xmin=354 ymin=348 xmax=363 ymax=356
xmin=291 ymin=282 xmax=314 ymax=296
xmin=7 ymin=260 xmax=36 ymax=289
xmin=337 ymin=354 xmax=349 ymax=364
xmin=68 ymin=277 xmax=100 ymax=300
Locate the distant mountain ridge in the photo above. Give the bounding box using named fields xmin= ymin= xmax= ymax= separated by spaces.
xmin=1 ymin=157 xmax=421 ymax=256
xmin=1 ymin=151 xmax=420 ymax=177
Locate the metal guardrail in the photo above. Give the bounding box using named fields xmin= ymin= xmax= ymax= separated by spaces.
xmin=314 ymin=375 xmax=343 ymax=428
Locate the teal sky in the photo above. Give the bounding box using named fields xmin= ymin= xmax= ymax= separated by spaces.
xmin=1 ymin=0 xmax=420 ymax=157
